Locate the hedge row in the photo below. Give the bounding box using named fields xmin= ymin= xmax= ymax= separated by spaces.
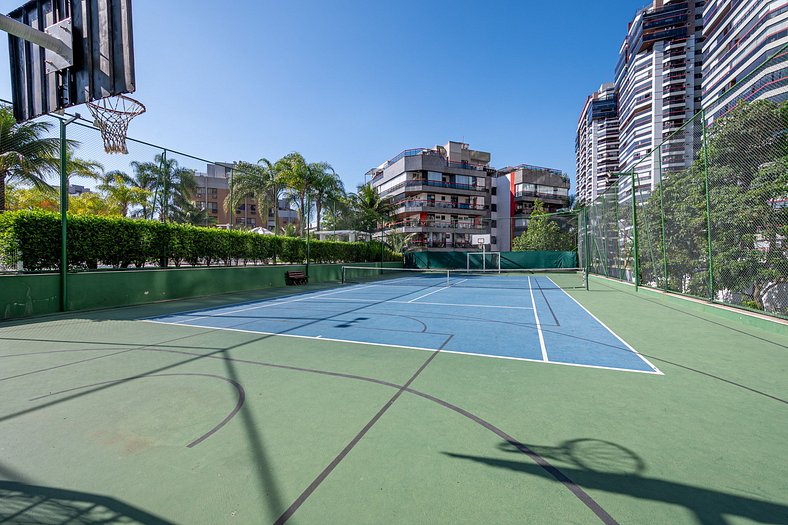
xmin=0 ymin=211 xmax=400 ymax=271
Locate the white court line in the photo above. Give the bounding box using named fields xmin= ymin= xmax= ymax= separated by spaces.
xmin=169 ymin=283 xmax=381 ymax=324
xmin=528 ymin=276 xmax=548 ymax=362
xmin=141 ymin=320 xmax=661 ymax=374
xmin=546 ymin=277 xmax=663 ymax=375
xmin=307 ymin=297 xmax=533 ymax=310
xmin=406 ymin=279 xmax=467 ymax=303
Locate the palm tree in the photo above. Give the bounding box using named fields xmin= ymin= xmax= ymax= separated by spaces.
xmin=98 ymin=171 xmax=152 ymax=217
xmin=276 ymin=152 xmax=314 ymax=236
xmin=350 ymin=184 xmax=392 ymax=234
xmin=63 ymin=146 xmax=103 ymax=191
xmin=310 ymin=163 xmax=344 ymax=232
xmin=226 ymin=158 xmax=283 ymax=231
xmin=127 ymin=161 xmax=159 ymax=219
xmin=0 ymin=106 xmax=60 ymax=212
xmin=171 ymin=200 xmax=215 ymax=226
xmin=131 ymin=154 xmax=196 ymax=222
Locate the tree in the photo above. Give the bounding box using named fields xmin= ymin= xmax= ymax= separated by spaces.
xmin=276 ymin=152 xmax=314 ymax=236
xmin=171 ymin=200 xmax=216 ymax=226
xmin=131 ymin=154 xmax=196 ymax=222
xmin=226 ymin=159 xmax=283 ymax=230
xmin=63 ymin=146 xmax=103 ymax=191
xmin=127 ymin=160 xmax=159 ymax=219
xmin=350 ymin=184 xmax=391 ymax=234
xmin=99 ymin=172 xmax=152 ymax=217
xmin=68 ymin=192 xmax=119 ymax=216
xmin=512 ymin=199 xmax=576 ymax=251
xmin=5 ymin=184 xmax=58 ymax=211
xmin=0 ymin=106 xmax=60 ymax=212
xmin=310 ymin=163 xmax=344 ymax=232
xmin=635 ymin=99 xmax=787 ymax=311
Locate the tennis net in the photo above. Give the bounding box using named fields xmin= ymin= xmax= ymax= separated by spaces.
xmin=340 ymin=266 xmax=587 ymax=290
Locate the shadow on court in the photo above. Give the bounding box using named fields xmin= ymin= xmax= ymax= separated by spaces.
xmin=444 ymin=440 xmax=788 ymax=524
xmin=0 ymin=481 xmax=174 ymax=525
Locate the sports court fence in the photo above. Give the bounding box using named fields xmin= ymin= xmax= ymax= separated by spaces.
xmin=579 ymin=46 xmax=788 ymax=319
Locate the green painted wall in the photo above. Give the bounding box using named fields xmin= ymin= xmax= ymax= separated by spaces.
xmin=0 ymin=262 xmax=402 ymax=321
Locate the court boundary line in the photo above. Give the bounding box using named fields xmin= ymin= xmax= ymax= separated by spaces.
xmin=142 ymin=320 xmax=662 ymax=375
xmin=528 ymin=276 xmax=548 ymax=362
xmin=546 ymin=277 xmax=663 ymax=375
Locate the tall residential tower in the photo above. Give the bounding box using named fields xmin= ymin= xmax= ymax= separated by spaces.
xmin=576 ymin=83 xmax=619 ymax=206
xmin=615 ymin=0 xmax=705 ymax=199
xmin=702 ymin=0 xmax=788 ymax=123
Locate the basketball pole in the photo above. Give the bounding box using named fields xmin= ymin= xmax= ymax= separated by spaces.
xmin=59 ymin=113 xmax=79 ymax=312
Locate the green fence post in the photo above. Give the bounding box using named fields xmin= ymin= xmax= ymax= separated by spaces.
xmin=305 ymin=195 xmax=310 ymax=277
xmin=59 ymin=118 xmax=68 ymax=312
xmin=583 ymin=207 xmax=590 ymax=290
xmin=379 ymin=227 xmax=385 ymax=274
xmin=631 ymin=170 xmax=639 ymax=292
xmin=657 ymin=145 xmax=668 ymax=291
xmin=701 ymin=110 xmax=714 ymax=301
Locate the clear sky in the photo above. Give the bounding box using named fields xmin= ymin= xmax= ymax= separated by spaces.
xmin=0 ymin=0 xmax=646 ymax=193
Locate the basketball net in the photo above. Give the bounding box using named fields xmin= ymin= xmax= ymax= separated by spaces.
xmin=86 ymin=94 xmax=146 ymax=154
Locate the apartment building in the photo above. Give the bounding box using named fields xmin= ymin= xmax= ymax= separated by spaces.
xmin=702 ymin=0 xmax=788 ymax=124
xmin=576 ymin=83 xmax=620 ymax=206
xmin=193 ymin=163 xmax=298 ymax=230
xmin=368 ymin=142 xmax=494 ymax=251
xmin=492 ymin=165 xmax=571 ymax=252
xmin=615 ymin=0 xmax=705 ymax=200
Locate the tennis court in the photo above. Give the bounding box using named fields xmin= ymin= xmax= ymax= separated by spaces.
xmin=1 ymin=271 xmax=787 ymax=524
xmin=148 ymin=269 xmax=659 ymax=374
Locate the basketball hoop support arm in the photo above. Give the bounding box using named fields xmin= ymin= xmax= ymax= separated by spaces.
xmin=0 ymin=14 xmax=73 ymax=67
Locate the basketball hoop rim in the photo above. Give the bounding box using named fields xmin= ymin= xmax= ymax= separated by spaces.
xmin=86 ymin=94 xmax=146 ymax=116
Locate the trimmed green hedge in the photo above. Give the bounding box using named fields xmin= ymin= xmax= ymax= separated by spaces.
xmin=0 ymin=210 xmax=399 ymax=271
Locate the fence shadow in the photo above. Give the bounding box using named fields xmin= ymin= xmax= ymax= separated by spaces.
xmin=0 ymin=480 xmax=174 ymax=524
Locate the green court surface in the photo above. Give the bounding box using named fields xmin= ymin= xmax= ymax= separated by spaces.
xmin=1 ymin=276 xmax=787 ymax=524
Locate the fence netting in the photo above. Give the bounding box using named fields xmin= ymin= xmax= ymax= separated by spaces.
xmin=581 ymin=50 xmax=787 ymax=319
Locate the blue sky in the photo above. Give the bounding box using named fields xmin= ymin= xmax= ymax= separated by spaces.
xmin=0 ymin=0 xmax=645 ymax=192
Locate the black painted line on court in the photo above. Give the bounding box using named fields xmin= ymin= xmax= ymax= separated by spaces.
xmin=274 ymin=335 xmax=452 ymax=525
xmin=0 ymin=349 xmax=135 ymax=383
xmin=5 ymin=342 xmax=619 ymax=523
xmin=30 ymin=373 xmax=245 ymax=447
xmin=535 ymin=278 xmax=560 ymax=326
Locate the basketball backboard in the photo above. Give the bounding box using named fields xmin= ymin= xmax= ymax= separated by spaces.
xmin=6 ymin=0 xmax=135 ymax=122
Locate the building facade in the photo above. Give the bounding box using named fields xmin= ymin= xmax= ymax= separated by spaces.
xmin=368 ymin=142 xmax=494 ymax=251
xmin=702 ymin=0 xmax=788 ymax=123
xmin=492 ymin=165 xmax=571 ymax=252
xmin=575 ymin=83 xmax=620 ymax=206
xmin=615 ymin=0 xmax=705 ymax=200
xmin=193 ymin=163 xmax=298 ymax=230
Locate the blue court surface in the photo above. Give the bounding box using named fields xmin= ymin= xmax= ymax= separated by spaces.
xmin=146 ymin=274 xmax=661 ymax=374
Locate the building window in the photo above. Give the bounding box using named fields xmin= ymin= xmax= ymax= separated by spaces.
xmin=208 ymin=202 xmax=218 ymax=213
xmin=491 ymin=186 xmax=497 ymax=195
xmin=491 ymin=220 xmax=497 ymax=228
xmin=491 ymin=204 xmax=497 ymax=212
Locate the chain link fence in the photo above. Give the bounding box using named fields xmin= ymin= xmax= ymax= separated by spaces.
xmin=580 ymin=46 xmax=788 ymax=319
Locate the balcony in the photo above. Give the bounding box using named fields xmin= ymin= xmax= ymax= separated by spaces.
xmin=515 ymin=190 xmax=570 ymax=203
xmin=391 ymin=220 xmax=487 ymax=234
xmin=379 ymin=178 xmax=487 ymax=197
xmin=391 ymin=199 xmax=488 ymax=214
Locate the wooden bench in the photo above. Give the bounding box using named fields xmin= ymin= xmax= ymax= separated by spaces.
xmin=285 ymin=270 xmax=308 ymax=285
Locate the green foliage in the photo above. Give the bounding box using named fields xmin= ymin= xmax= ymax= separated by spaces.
xmin=0 ymin=210 xmax=400 ymax=271
xmin=511 ymin=200 xmax=577 ymax=252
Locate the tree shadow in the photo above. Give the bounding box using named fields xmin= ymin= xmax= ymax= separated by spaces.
xmin=0 ymin=480 xmax=175 ymax=524
xmin=445 ymin=439 xmax=788 ymax=524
